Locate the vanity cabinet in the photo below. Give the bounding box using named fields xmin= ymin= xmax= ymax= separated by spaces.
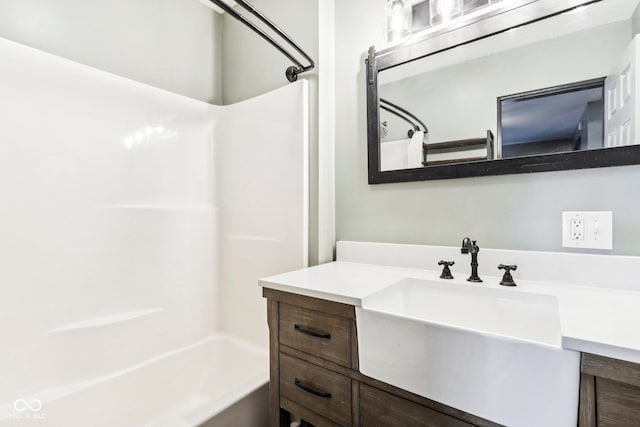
xmin=358 ymin=384 xmax=473 ymax=427
xmin=579 ymin=353 xmax=640 ymax=427
xmin=263 ymin=288 xmax=499 ymax=427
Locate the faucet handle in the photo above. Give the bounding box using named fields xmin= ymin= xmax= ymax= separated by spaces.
xmin=438 ymin=260 xmax=455 ymax=279
xmin=498 ymin=264 xmax=517 ymax=287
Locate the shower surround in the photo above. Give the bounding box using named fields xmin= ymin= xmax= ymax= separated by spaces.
xmin=0 ymin=37 xmax=308 ymax=426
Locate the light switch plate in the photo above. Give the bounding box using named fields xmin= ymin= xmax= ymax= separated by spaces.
xmin=562 ymin=211 xmax=613 ymax=250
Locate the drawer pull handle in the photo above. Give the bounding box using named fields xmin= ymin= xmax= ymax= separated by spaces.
xmin=294 ymin=378 xmax=332 ymax=398
xmin=294 ymin=324 xmax=331 ymax=339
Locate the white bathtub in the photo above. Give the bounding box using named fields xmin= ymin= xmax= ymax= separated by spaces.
xmin=0 ymin=334 xmax=268 ymax=427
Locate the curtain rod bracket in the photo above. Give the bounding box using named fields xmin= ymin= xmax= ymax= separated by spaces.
xmin=286 ymin=66 xmax=299 ymax=83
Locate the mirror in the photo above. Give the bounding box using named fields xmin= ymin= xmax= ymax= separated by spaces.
xmin=367 ymin=0 xmax=640 ymax=183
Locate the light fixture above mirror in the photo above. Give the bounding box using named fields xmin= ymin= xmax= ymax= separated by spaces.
xmin=429 ymin=0 xmax=463 ymax=26
xmin=384 ymin=0 xmax=507 ymax=46
xmin=385 ymin=0 xmax=412 ymax=43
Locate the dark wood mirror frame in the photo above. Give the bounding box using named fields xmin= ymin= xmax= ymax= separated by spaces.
xmin=366 ymin=0 xmax=640 ymax=184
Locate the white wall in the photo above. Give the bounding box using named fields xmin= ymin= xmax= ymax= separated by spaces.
xmin=335 ymin=0 xmax=640 ymax=256
xmin=0 ymin=0 xmax=221 ymax=103
xmin=633 ymin=1 xmax=640 ymax=36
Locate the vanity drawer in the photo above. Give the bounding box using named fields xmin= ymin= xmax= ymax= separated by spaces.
xmin=596 ymin=378 xmax=640 ymax=426
xmin=359 ymin=384 xmax=474 ymax=427
xmin=280 ymin=353 xmax=351 ymax=426
xmin=279 ymin=303 xmax=351 ymax=367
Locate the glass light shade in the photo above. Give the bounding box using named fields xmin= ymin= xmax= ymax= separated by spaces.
xmin=430 ymin=0 xmax=463 ymax=26
xmin=385 ymin=0 xmax=412 ymax=43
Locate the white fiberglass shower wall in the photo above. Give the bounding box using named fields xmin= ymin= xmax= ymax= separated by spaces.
xmin=0 ymin=37 xmax=307 ymax=426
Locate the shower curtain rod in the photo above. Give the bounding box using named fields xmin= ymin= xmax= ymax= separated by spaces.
xmin=207 ymin=0 xmax=315 ymax=82
xmin=380 ymin=98 xmax=429 ymax=135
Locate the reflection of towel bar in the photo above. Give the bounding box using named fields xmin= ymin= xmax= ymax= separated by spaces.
xmin=422 ymin=130 xmax=494 ymax=166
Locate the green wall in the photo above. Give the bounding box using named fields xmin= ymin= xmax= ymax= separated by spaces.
xmin=0 ymin=0 xmax=221 ymax=103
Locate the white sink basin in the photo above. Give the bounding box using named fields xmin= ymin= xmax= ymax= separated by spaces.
xmin=356 ymin=278 xmax=580 ymax=427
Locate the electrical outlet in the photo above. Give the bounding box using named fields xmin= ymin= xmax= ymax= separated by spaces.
xmin=562 ymin=211 xmax=613 ymax=250
xmin=570 ymin=218 xmax=584 ymax=240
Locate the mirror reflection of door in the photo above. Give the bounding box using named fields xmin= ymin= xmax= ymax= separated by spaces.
xmin=498 ymin=79 xmax=605 ymax=159
xmin=605 ymin=35 xmax=639 ymax=148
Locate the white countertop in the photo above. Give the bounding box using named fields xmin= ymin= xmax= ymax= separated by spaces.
xmin=260 ymin=260 xmax=640 ymax=364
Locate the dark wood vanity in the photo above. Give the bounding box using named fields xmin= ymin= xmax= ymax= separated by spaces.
xmin=265 ymin=288 xmax=640 ymax=427
xmin=579 ymin=353 xmax=640 ymax=426
xmin=265 ymin=288 xmax=499 ymax=427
